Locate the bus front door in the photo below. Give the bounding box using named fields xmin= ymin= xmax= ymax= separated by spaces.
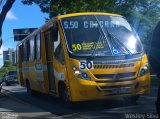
xmin=44 ymin=31 xmax=56 ymax=93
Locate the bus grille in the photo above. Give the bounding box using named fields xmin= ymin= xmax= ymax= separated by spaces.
xmin=94 ymin=63 xmax=134 ymax=69
xmin=100 ymin=84 xmax=133 ymax=90
xmin=95 ymin=78 xmax=136 ymax=83
xmin=98 ymin=84 xmax=134 ymax=95
xmin=94 ymin=72 xmax=136 ymax=79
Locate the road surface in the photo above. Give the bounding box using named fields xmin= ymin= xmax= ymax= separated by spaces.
xmin=1 ymin=82 xmax=158 ymax=119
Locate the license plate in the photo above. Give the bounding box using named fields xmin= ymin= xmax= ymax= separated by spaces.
xmin=112 ymin=88 xmax=128 ymax=94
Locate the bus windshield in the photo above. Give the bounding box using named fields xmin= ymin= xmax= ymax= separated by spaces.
xmin=61 ymin=15 xmax=143 ymax=57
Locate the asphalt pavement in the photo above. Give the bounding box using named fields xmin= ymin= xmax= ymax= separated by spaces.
xmin=0 ymin=89 xmax=61 ymax=119
xmin=0 ymin=76 xmax=159 ymax=119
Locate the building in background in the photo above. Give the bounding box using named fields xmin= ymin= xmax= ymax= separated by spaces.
xmin=3 ymin=48 xmax=16 ymax=65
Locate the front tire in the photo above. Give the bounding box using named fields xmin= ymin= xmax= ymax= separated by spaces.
xmin=63 ymin=87 xmax=70 ymax=102
xmin=61 ymin=85 xmax=74 ymax=107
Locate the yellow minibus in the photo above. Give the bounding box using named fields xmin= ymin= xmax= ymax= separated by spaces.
xmin=17 ymin=12 xmax=150 ymax=104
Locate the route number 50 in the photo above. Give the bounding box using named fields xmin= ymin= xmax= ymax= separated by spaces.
xmin=79 ymin=61 xmax=93 ymax=70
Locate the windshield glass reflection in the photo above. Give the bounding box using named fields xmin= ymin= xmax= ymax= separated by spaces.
xmin=61 ymin=15 xmax=143 ymax=57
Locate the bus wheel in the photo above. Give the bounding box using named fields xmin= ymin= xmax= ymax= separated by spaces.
xmin=62 ymin=86 xmax=73 ymax=107
xmin=26 ymin=80 xmax=34 ymax=96
xmin=124 ymin=95 xmax=139 ymax=104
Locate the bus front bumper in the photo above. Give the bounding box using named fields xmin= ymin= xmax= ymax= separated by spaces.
xmin=70 ymin=74 xmax=150 ymax=102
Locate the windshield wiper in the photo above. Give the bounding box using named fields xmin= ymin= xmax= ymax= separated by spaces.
xmin=107 ymin=31 xmax=132 ymax=55
xmin=90 ymin=35 xmax=104 ymax=58
xmin=90 ymin=15 xmax=112 ymax=60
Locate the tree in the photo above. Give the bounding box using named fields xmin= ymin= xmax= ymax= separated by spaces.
xmin=0 ymin=60 xmax=16 ymax=78
xmin=3 ymin=60 xmax=12 ymax=67
xmin=0 ymin=0 xmax=16 ymax=47
xmin=22 ymin=0 xmax=160 ymax=45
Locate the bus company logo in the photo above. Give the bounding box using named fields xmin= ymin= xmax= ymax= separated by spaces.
xmin=113 ymin=74 xmax=120 ymax=80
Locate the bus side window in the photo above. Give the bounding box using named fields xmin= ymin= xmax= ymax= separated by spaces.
xmin=16 ymin=46 xmax=19 ymax=63
xmin=35 ymin=33 xmax=41 ymax=60
xmin=27 ymin=40 xmax=30 ymax=61
xmin=54 ymin=32 xmax=64 ymax=65
xmin=22 ymin=44 xmax=24 ymax=62
xmin=29 ymin=37 xmax=35 ymax=61
xmin=23 ymin=41 xmax=27 ymax=62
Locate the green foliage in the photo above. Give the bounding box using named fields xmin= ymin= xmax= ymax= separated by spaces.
xmin=0 ymin=67 xmax=7 ymax=78
xmin=7 ymin=66 xmax=16 ymax=71
xmin=0 ymin=63 xmax=16 ymax=78
xmin=0 ymin=67 xmax=8 ymax=73
xmin=3 ymin=61 xmax=12 ymax=67
xmin=0 ymin=73 xmax=5 ymax=78
xmin=21 ymin=0 xmax=160 ymax=44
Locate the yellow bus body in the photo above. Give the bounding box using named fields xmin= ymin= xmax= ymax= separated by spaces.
xmin=17 ymin=12 xmax=150 ymax=102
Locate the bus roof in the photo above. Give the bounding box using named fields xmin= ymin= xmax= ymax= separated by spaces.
xmin=57 ymin=12 xmax=121 ymax=19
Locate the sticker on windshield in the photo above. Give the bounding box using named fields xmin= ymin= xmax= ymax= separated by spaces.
xmin=79 ymin=60 xmax=94 ymax=70
xmin=72 ymin=44 xmax=82 ymax=51
xmin=112 ymin=47 xmax=120 ymax=55
xmin=72 ymin=42 xmax=105 ymax=52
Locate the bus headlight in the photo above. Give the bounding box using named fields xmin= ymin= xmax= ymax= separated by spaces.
xmin=139 ymin=63 xmax=149 ymax=77
xmin=73 ymin=66 xmax=91 ymax=80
